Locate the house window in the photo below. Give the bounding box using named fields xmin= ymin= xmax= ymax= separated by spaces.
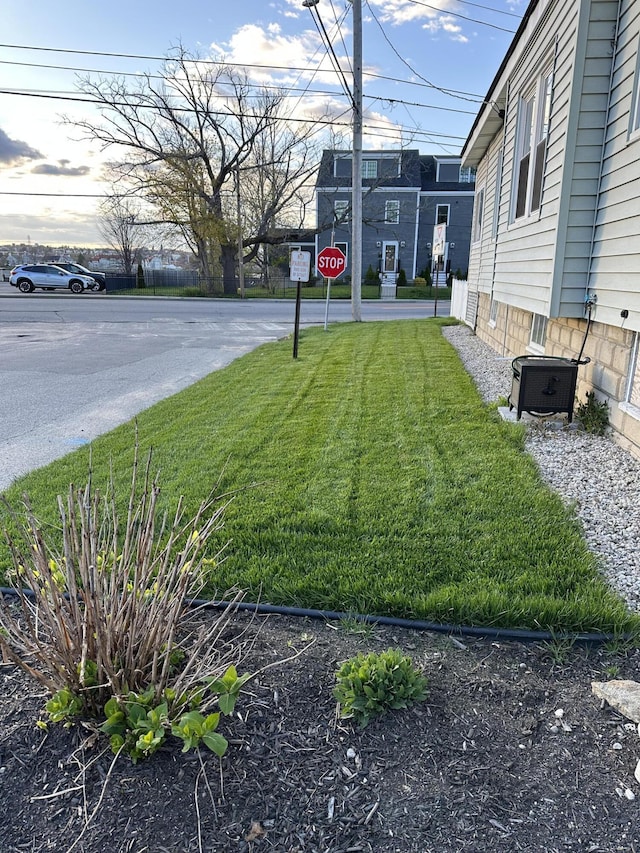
xmin=362 ymin=160 xmax=378 ymax=179
xmin=624 ymin=333 xmax=640 ymax=410
xmin=334 ymin=241 xmax=348 ymax=263
xmin=385 ymin=200 xmax=400 ymax=224
xmin=513 ymin=69 xmax=553 ymax=220
xmin=489 ymin=297 xmax=499 ymax=326
xmin=334 ymin=200 xmax=349 ymax=223
xmin=473 ymin=188 xmax=484 ymax=243
xmin=436 ymin=204 xmax=450 ymax=225
xmin=530 ymin=313 xmax=548 ymax=349
xmin=459 ymin=166 xmax=476 ymax=183
xmin=631 ymin=50 xmax=640 ymax=136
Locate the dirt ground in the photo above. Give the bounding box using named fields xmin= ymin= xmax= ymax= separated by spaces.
xmin=1 ymin=611 xmax=639 ymax=853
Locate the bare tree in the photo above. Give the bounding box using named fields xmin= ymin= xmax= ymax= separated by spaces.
xmin=97 ymin=196 xmax=146 ymax=274
xmin=72 ymin=47 xmax=323 ymax=294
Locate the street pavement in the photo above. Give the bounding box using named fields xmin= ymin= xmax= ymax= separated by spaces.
xmin=0 ymin=288 xmax=449 ymax=490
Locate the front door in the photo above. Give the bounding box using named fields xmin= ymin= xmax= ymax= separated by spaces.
xmin=382 ymin=241 xmax=398 ymax=275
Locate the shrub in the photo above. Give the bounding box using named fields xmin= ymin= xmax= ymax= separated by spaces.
xmin=136 ymin=262 xmax=146 ymax=289
xmin=364 ymin=264 xmax=379 ymax=286
xmin=413 ymin=277 xmax=426 ymax=287
xmin=0 ymin=446 xmax=251 ymax=761
xmin=334 ymin=648 xmax=428 ymax=728
xmin=396 ymin=268 xmax=407 ymax=286
xmin=576 ymin=391 xmax=609 ymax=435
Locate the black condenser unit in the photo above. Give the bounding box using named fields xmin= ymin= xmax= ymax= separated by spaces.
xmin=509 ymin=355 xmax=580 ymax=422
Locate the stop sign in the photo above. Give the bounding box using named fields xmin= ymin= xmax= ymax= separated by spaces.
xmin=317 ymin=246 xmax=347 ymax=279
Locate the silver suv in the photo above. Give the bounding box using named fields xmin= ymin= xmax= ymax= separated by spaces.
xmin=9 ymin=264 xmax=94 ymax=294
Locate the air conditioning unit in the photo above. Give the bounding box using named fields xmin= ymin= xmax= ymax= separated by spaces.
xmin=509 ymin=356 xmax=579 ymax=422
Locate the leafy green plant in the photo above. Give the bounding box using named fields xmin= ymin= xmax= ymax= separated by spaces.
xmin=101 ymin=693 xmax=169 ymax=762
xmin=0 ymin=445 xmax=253 ymax=762
xmin=396 ymin=268 xmax=407 ymax=287
xmin=45 ymin=688 xmax=83 ymax=724
xmin=576 ymin=391 xmax=609 ymax=435
xmin=171 ymin=711 xmax=227 ymax=755
xmin=334 ymin=648 xmax=428 ymax=728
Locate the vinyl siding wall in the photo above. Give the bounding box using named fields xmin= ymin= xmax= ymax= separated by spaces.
xmin=488 ymin=0 xmax=579 ymax=317
xmin=554 ymin=0 xmax=621 ymax=316
xmin=467 ymin=133 xmax=503 ymax=296
xmin=590 ymin=0 xmax=640 ymax=333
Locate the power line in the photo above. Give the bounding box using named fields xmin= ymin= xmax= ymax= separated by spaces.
xmin=407 ymin=0 xmax=517 ymax=33
xmin=0 ymin=88 xmax=469 ymax=141
xmin=365 ymin=0 xmax=487 ymax=104
xmin=0 ymin=42 xmax=488 ymax=100
xmin=0 ymin=60 xmax=482 ymax=115
xmin=438 ymin=0 xmax=523 ymax=19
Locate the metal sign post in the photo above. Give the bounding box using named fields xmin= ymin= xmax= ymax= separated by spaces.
xmin=290 ymin=251 xmax=311 ymax=359
xmin=316 ymin=246 xmax=347 ymax=331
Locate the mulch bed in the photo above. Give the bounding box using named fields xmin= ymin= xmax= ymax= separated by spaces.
xmin=1 ymin=611 xmax=639 ymax=852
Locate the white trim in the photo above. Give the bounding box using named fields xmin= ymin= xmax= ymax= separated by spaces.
xmin=419 ymin=191 xmax=475 ymax=197
xmin=412 ymin=189 xmax=420 ymax=278
xmin=629 ymin=33 xmax=640 ymax=142
xmin=318 ymin=186 xmax=421 ymax=193
xmin=619 ymin=402 xmax=640 ymax=421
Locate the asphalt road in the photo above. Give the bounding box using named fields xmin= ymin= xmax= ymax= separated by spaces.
xmin=0 ymin=288 xmax=449 ymax=490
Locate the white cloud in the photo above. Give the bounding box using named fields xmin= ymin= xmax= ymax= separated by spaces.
xmin=367 ymin=0 xmax=470 ymax=42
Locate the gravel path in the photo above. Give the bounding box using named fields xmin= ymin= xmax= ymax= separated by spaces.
xmin=443 ymin=324 xmax=640 ymax=614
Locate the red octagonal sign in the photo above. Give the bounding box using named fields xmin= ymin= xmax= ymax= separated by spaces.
xmin=317 ymin=246 xmax=347 ymax=279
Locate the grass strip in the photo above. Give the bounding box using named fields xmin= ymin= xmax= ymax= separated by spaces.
xmin=1 ymin=319 xmax=636 ymax=634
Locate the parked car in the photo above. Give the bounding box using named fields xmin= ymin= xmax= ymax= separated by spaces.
xmin=9 ymin=264 xmax=95 ymax=294
xmin=51 ymin=262 xmax=106 ymax=291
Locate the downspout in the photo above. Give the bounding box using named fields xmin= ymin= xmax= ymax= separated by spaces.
xmin=583 ymin=0 xmax=623 ymax=308
xmin=494 ymin=81 xmax=510 ymax=351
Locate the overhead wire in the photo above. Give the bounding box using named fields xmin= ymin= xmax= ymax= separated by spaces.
xmin=364 ymin=0 xmax=487 ymax=104
xmin=406 ymin=0 xmax=518 ymax=33
xmin=0 ymin=60 xmax=483 ymax=116
xmin=0 ymin=43 xmax=489 ymax=100
xmin=303 ymin=3 xmax=355 ymax=108
xmin=0 ymin=89 xmax=468 ymax=144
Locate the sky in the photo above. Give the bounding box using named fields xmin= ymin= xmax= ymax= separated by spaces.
xmin=0 ymin=0 xmax=523 ymax=248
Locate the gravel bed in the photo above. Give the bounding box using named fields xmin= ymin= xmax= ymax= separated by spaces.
xmin=443 ymin=323 xmax=640 ymax=614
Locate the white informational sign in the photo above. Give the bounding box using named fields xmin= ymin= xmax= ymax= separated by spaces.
xmin=290 ymin=250 xmax=311 ymax=282
xmin=433 ymin=223 xmax=447 ymax=256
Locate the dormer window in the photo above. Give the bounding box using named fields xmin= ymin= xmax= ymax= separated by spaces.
xmin=362 ymin=160 xmax=378 ymax=179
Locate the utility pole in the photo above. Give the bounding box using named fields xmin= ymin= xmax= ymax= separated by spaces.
xmin=350 ymin=0 xmax=363 ymax=322
xmin=303 ymin=0 xmax=362 ymax=321
xmin=236 ymin=164 xmax=245 ymax=298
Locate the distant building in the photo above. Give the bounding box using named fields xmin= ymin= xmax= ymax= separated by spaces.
xmin=314 ymin=149 xmax=475 ymax=285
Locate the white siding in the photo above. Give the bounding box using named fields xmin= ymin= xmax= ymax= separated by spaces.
xmin=490 ymin=0 xmax=579 ymax=315
xmin=467 ymin=134 xmax=503 ymax=294
xmin=590 ymin=0 xmax=640 ymax=332
xmin=553 ymin=0 xmax=618 ymax=316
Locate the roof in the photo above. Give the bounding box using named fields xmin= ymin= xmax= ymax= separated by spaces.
xmin=462 ymin=0 xmax=541 ymax=166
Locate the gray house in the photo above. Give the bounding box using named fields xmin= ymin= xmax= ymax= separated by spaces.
xmin=461 ymin=0 xmax=640 ymax=458
xmin=314 ymin=149 xmax=475 ymax=285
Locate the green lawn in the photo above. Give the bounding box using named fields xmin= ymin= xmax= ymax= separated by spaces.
xmin=1 ymin=319 xmax=636 ymax=634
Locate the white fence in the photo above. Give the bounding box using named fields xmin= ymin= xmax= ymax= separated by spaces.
xmin=451 ymin=279 xmax=479 ymax=328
